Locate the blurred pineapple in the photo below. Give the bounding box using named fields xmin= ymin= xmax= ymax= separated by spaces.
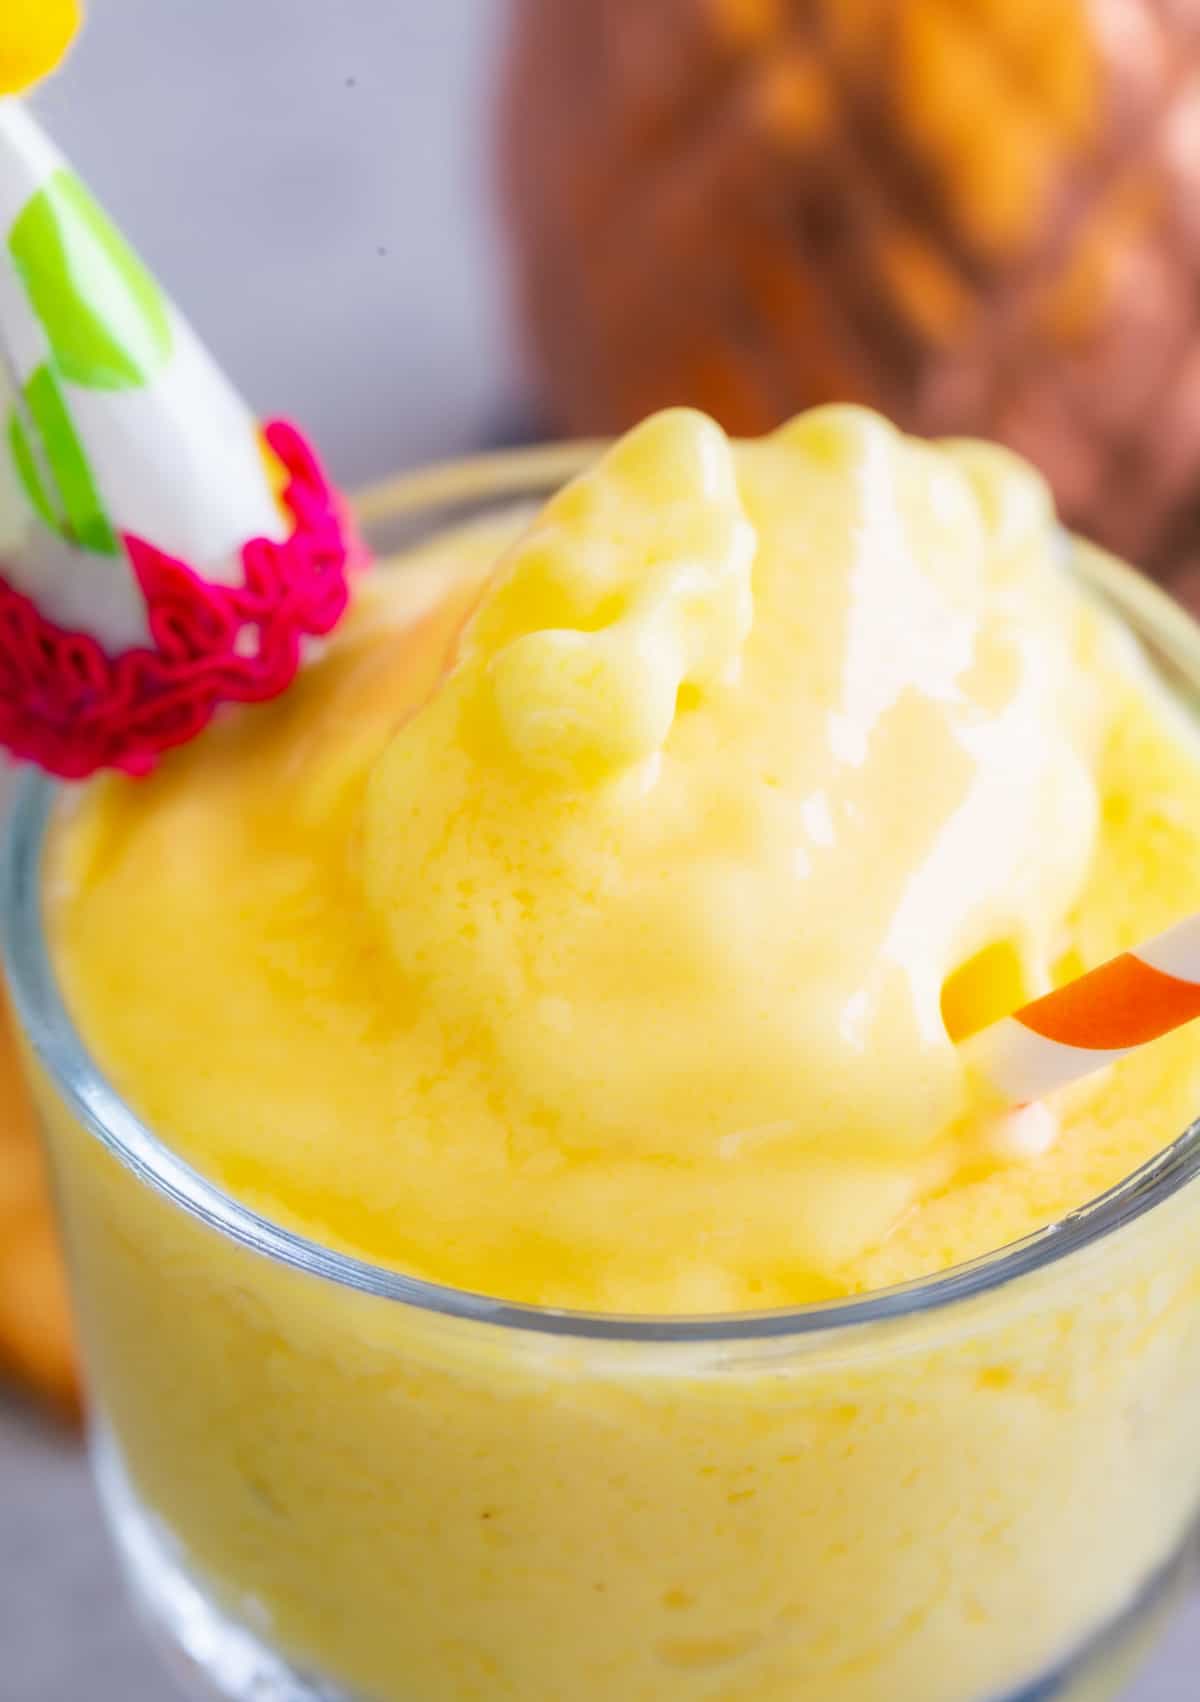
xmin=502 ymin=0 xmax=1200 ymax=592
xmin=0 ymin=981 xmax=78 ymax=1417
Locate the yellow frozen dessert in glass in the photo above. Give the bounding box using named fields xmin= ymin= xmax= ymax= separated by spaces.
xmin=14 ymin=408 xmax=1200 ymax=1702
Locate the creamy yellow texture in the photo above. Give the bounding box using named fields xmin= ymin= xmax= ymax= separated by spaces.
xmin=47 ymin=406 xmax=1200 ymax=1311
xmin=35 ymin=410 xmax=1200 ymax=1702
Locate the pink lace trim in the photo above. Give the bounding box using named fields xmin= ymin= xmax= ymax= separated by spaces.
xmin=0 ymin=420 xmax=362 ymax=779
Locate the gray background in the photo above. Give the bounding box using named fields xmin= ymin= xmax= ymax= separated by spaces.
xmin=1 ymin=3 xmax=1198 ymax=1698
xmin=34 ymin=0 xmax=516 ymax=488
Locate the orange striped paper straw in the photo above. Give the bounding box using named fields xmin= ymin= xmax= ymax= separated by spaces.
xmin=965 ymin=916 xmax=1200 ymax=1105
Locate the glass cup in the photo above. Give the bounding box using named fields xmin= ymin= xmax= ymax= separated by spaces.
xmin=7 ymin=446 xmax=1200 ymax=1702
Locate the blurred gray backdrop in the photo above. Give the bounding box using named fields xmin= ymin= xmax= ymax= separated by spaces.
xmin=3 ymin=5 xmax=1200 ymax=1699
xmin=34 ymin=0 xmax=516 ymax=488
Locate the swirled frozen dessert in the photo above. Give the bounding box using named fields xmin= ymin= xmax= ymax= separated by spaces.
xmin=36 ymin=407 xmax=1200 ymax=1702
xmin=47 ymin=406 xmax=1200 ymax=1309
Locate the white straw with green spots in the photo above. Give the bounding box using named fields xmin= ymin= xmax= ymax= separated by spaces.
xmin=0 ymin=99 xmax=283 ymax=650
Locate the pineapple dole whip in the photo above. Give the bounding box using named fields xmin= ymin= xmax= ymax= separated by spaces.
xmin=40 ymin=408 xmax=1200 ymax=1700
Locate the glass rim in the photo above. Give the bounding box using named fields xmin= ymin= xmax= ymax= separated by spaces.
xmin=7 ymin=438 xmax=1200 ymax=1346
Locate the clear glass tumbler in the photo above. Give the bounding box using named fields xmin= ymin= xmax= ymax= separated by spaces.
xmin=6 ymin=447 xmax=1200 ymax=1702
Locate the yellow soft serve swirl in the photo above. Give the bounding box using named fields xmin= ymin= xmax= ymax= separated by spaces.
xmin=41 ymin=406 xmax=1200 ymax=1702
xmin=49 ymin=407 xmax=1199 ymax=1311
xmin=358 ymin=408 xmax=1101 ymax=1276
